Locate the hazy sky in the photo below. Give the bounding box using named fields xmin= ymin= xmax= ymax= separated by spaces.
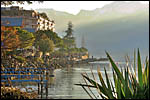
xmin=3 ymin=1 xmax=149 ymax=15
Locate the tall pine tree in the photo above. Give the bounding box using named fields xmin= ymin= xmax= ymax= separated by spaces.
xmin=63 ymin=21 xmax=76 ymax=48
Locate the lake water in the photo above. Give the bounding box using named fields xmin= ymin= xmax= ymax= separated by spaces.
xmin=15 ymin=61 xmax=126 ymax=99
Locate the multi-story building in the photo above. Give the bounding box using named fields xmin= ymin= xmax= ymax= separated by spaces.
xmin=37 ymin=15 xmax=55 ymax=31
xmin=1 ymin=6 xmax=55 ymax=33
xmin=1 ymin=6 xmax=56 ymax=57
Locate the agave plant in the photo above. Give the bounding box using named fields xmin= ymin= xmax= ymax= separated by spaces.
xmin=75 ymin=49 xmax=149 ymax=99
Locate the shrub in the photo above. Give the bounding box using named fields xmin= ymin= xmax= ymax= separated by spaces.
xmin=75 ymin=49 xmax=149 ymax=99
xmin=1 ymin=86 xmax=38 ymax=99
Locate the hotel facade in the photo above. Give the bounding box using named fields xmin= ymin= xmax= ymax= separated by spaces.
xmin=1 ymin=6 xmax=55 ymax=33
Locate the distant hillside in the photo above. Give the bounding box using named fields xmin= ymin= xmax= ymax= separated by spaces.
xmin=36 ymin=1 xmax=149 ymax=60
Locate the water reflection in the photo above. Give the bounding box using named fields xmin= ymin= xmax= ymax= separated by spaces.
xmin=15 ymin=62 xmax=126 ymax=99
xmin=46 ymin=63 xmax=114 ymax=99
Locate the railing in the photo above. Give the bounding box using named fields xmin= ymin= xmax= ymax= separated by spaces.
xmin=1 ymin=67 xmax=54 ymax=83
xmin=1 ymin=67 xmax=54 ymax=98
xmin=1 ymin=74 xmax=54 ymax=79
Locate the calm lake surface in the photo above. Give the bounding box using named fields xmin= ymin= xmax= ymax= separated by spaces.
xmin=15 ymin=61 xmax=126 ymax=99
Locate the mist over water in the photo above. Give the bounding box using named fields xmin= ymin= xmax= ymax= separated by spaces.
xmin=36 ymin=2 xmax=149 ymax=62
xmin=14 ymin=62 xmax=127 ymax=99
xmin=2 ymin=1 xmax=149 ymax=99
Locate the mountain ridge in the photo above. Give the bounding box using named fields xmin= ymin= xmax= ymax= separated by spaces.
xmin=36 ymin=1 xmax=149 ymax=60
xmin=36 ymin=1 xmax=148 ymax=16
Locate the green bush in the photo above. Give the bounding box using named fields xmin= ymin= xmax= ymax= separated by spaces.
xmin=75 ymin=49 xmax=149 ymax=99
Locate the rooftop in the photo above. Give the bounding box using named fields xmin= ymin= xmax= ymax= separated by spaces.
xmin=1 ymin=6 xmax=23 ymax=10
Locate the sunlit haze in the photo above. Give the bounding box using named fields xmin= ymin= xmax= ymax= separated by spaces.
xmin=2 ymin=1 xmax=149 ymax=15
xmin=1 ymin=1 xmax=149 ymax=99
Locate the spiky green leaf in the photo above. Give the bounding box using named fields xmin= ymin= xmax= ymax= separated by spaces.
xmin=97 ymin=67 xmax=115 ymax=99
xmin=106 ymin=51 xmax=126 ymax=86
xmin=104 ymin=67 xmax=111 ymax=90
xmin=134 ymin=49 xmax=136 ymax=77
xmin=82 ymin=74 xmax=115 ymax=98
xmin=137 ymin=48 xmax=143 ymax=87
xmin=124 ymin=67 xmax=133 ymax=98
xmin=117 ymin=79 xmax=121 ymax=99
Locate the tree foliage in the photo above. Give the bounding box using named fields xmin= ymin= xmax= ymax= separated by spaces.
xmin=63 ymin=21 xmax=76 ymax=49
xmin=16 ymin=27 xmax=35 ymax=49
xmin=1 ymin=26 xmax=35 ymax=64
xmin=64 ymin=21 xmax=74 ymax=38
xmin=38 ymin=38 xmax=54 ymax=54
xmin=44 ymin=30 xmax=62 ymax=46
xmin=1 ymin=1 xmax=43 ymax=6
xmin=34 ymin=30 xmax=63 ymax=48
xmin=63 ymin=37 xmax=76 ymax=49
xmin=79 ymin=47 xmax=88 ymax=52
xmin=1 ymin=27 xmax=35 ymax=51
xmin=1 ymin=26 xmax=20 ymax=51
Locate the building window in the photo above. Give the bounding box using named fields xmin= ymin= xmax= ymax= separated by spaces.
xmin=32 ymin=25 xmax=37 ymax=29
xmin=42 ymin=20 xmax=45 ymax=24
xmin=32 ymin=12 xmax=36 ymax=17
xmin=25 ymin=25 xmax=32 ymax=28
xmin=37 ymin=22 xmax=40 ymax=25
xmin=47 ymin=22 xmax=49 ymax=25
